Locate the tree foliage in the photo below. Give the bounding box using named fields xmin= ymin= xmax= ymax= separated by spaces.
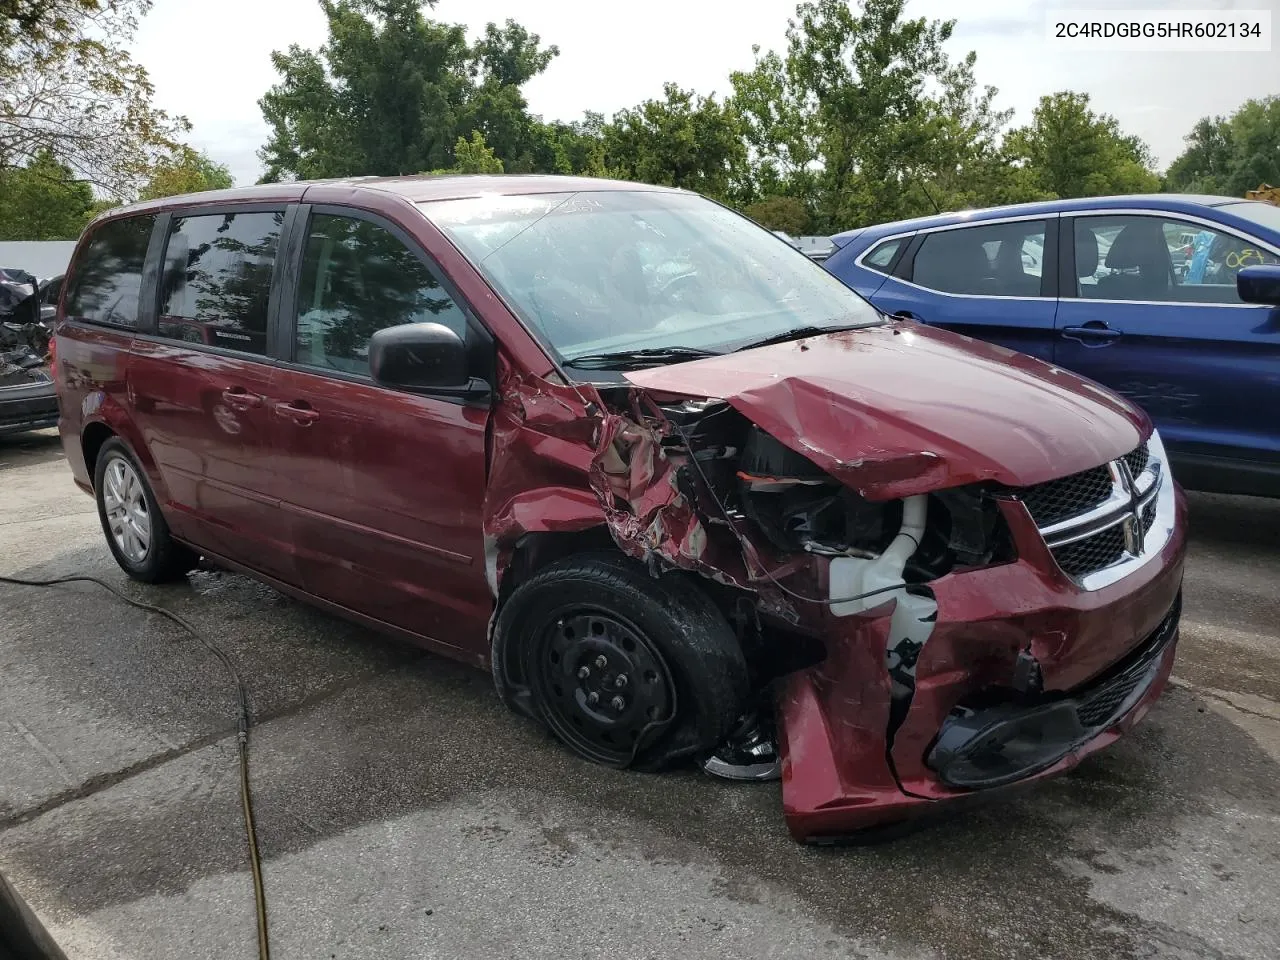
xmin=0 ymin=148 xmax=95 ymax=239
xmin=726 ymin=0 xmax=1035 ymax=231
xmin=742 ymin=195 xmax=811 ymax=234
xmin=258 ymin=0 xmax=558 ymax=181
xmin=139 ymin=147 xmax=234 ymax=200
xmin=1003 ymin=92 xmax=1160 ymax=199
xmin=244 ymin=0 xmax=1278 ymax=237
xmin=428 ymin=130 xmax=504 ymax=175
xmin=602 ymin=83 xmax=746 ymax=201
xmin=1166 ymin=96 xmax=1280 ymax=197
xmin=1 ymin=0 xmax=188 ymax=198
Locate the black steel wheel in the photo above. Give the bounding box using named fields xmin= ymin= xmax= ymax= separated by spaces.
xmin=493 ymin=551 xmax=749 ymax=771
xmin=528 ymin=606 xmax=677 ymax=765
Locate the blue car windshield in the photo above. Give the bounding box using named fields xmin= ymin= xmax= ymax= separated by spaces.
xmin=420 ymin=190 xmax=881 ymax=360
xmin=1216 ymin=201 xmax=1280 ymax=235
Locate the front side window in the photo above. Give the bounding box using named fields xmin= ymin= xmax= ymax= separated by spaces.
xmin=911 ymin=220 xmax=1047 ymax=297
xmin=64 ymin=215 xmax=156 ymax=328
xmin=1075 ymin=215 xmax=1278 ymax=304
xmin=419 ymin=191 xmax=881 ymax=365
xmin=863 ymin=237 xmax=904 ymax=272
xmin=293 ymin=214 xmax=466 ymax=376
xmin=158 ymin=211 xmax=284 ymax=355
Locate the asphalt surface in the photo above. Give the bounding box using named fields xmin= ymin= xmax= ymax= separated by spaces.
xmin=1 ymin=428 xmax=1278 ymax=960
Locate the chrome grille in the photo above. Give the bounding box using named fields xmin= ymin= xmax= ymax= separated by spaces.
xmin=1052 ymin=525 xmax=1126 ymax=578
xmin=1123 ymin=443 xmax=1150 ymax=478
xmin=1010 ymin=439 xmax=1166 ymax=589
xmin=1018 ymin=466 xmax=1113 ymax=527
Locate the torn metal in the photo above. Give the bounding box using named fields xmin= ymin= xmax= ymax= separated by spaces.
xmin=481 ymin=323 xmax=1185 ymax=841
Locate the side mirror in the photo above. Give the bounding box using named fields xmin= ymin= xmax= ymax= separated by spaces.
xmin=369 ymin=322 xmax=480 ymax=394
xmin=1237 ymin=264 xmax=1280 ymax=306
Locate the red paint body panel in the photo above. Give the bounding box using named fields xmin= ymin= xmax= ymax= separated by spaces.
xmin=777 ymin=490 xmax=1186 ymax=841
xmin=778 ymin=628 xmax=1179 ymax=841
xmin=267 ymin=365 xmax=491 ymax=654
xmin=52 ymin=175 xmax=1190 ymax=843
xmin=626 ymin=322 xmax=1148 ymax=498
xmin=53 ymin=323 xmax=139 ymax=491
xmin=125 ymin=338 xmax=295 ymax=580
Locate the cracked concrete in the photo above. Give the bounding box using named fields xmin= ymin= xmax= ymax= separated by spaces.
xmin=2 ymin=429 xmax=1279 ymax=959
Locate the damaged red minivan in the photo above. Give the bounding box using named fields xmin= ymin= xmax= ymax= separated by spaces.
xmin=52 ymin=176 xmax=1185 ymax=841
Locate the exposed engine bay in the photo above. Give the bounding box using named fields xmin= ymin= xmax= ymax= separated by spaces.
xmin=484 ymin=328 xmax=1184 ymax=841
xmin=622 ymin=396 xmax=1016 ymax=718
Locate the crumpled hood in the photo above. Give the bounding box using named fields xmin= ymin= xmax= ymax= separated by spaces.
xmin=625 ymin=321 xmax=1148 ymax=500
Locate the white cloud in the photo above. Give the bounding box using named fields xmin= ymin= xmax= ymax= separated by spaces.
xmin=129 ymin=0 xmax=1280 ymax=188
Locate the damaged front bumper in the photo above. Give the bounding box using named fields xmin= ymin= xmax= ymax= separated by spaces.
xmin=777 ymin=484 xmax=1186 ymax=843
xmin=928 ymin=594 xmax=1179 ymax=790
xmin=484 ymin=352 xmax=1187 ymax=842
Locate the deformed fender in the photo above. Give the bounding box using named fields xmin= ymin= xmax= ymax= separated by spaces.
xmin=481 ymin=360 xmax=767 ymax=600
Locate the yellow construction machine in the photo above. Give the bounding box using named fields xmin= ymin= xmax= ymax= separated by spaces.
xmin=1245 ymin=184 xmax=1280 ymax=205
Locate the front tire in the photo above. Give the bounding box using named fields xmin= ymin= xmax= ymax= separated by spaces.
xmin=94 ymin=438 xmax=195 ymax=583
xmin=493 ymin=552 xmax=749 ymax=771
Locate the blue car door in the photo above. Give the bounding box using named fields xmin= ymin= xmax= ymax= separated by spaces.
xmin=1056 ymin=211 xmax=1280 ymax=489
xmin=864 ymin=216 xmax=1060 ymax=363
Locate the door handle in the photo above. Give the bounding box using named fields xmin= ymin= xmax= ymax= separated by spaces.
xmin=220 ymin=387 xmax=263 ymax=410
xmin=1061 ymin=323 xmax=1122 ymax=344
xmin=274 ymin=400 xmax=320 ymax=425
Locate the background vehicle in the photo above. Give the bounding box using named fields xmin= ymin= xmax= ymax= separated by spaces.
xmin=823 ymin=194 xmax=1280 ymax=497
xmin=0 ymin=270 xmax=57 ymax=437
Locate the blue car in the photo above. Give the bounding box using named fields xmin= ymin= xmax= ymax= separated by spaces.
xmin=823 ymin=195 xmax=1280 ymax=497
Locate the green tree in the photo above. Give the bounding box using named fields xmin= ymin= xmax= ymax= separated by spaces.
xmin=139 ymin=147 xmax=234 ymax=200
xmin=742 ymin=195 xmax=811 ymax=234
xmin=1165 ymin=116 xmax=1234 ymax=193
xmin=1004 ymin=92 xmax=1159 ymax=199
xmin=428 ymin=131 xmax=504 ymax=174
xmin=258 ymin=0 xmax=557 ymax=181
xmin=1166 ymin=96 xmax=1280 ymax=196
xmin=1 ymin=1 xmax=188 ymax=198
xmin=460 ymin=20 xmax=559 ymax=173
xmin=729 ymin=0 xmax=1022 ymax=231
xmin=0 ymin=148 xmax=95 ymax=239
xmin=529 ymin=115 xmax=608 ymax=177
xmin=602 ymin=83 xmax=746 ymax=201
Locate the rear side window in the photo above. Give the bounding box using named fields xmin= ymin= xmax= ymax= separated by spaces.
xmin=64 ymin=215 xmax=156 ymax=328
xmin=912 ymin=221 xmax=1047 ymax=297
xmin=863 ymin=238 xmax=904 ymax=272
xmin=1074 ymin=215 xmax=1279 ymax=304
xmin=158 ymin=211 xmax=284 ymax=355
xmin=293 ymin=213 xmax=467 ymax=376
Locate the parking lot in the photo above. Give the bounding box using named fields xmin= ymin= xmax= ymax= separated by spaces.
xmin=1 ymin=427 xmax=1277 ymax=960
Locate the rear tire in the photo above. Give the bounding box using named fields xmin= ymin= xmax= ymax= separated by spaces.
xmin=94 ymin=438 xmax=196 ymax=583
xmin=493 ymin=552 xmax=749 ymax=771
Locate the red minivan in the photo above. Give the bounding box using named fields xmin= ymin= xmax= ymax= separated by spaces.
xmin=52 ymin=176 xmax=1186 ymax=841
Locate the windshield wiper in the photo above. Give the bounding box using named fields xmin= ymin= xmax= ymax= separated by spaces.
xmin=734 ymin=321 xmax=875 ymax=353
xmin=563 ymin=346 xmax=723 ymax=371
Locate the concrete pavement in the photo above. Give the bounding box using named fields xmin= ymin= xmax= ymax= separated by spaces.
xmin=2 ymin=428 xmax=1278 ymax=959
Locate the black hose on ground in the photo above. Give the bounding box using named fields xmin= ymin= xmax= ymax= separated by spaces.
xmin=0 ymin=573 xmax=270 ymax=960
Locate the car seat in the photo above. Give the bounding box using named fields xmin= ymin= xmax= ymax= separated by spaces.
xmin=1095 ymin=221 xmax=1173 ymax=300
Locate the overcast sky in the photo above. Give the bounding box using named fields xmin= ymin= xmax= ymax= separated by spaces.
xmin=130 ymin=0 xmax=1280 ymax=187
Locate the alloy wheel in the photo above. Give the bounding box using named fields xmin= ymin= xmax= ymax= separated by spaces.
xmin=102 ymin=456 xmax=151 ymax=564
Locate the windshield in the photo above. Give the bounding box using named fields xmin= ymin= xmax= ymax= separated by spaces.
xmin=420 ymin=190 xmax=881 ymax=363
xmin=1217 ymin=201 xmax=1280 ymax=235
